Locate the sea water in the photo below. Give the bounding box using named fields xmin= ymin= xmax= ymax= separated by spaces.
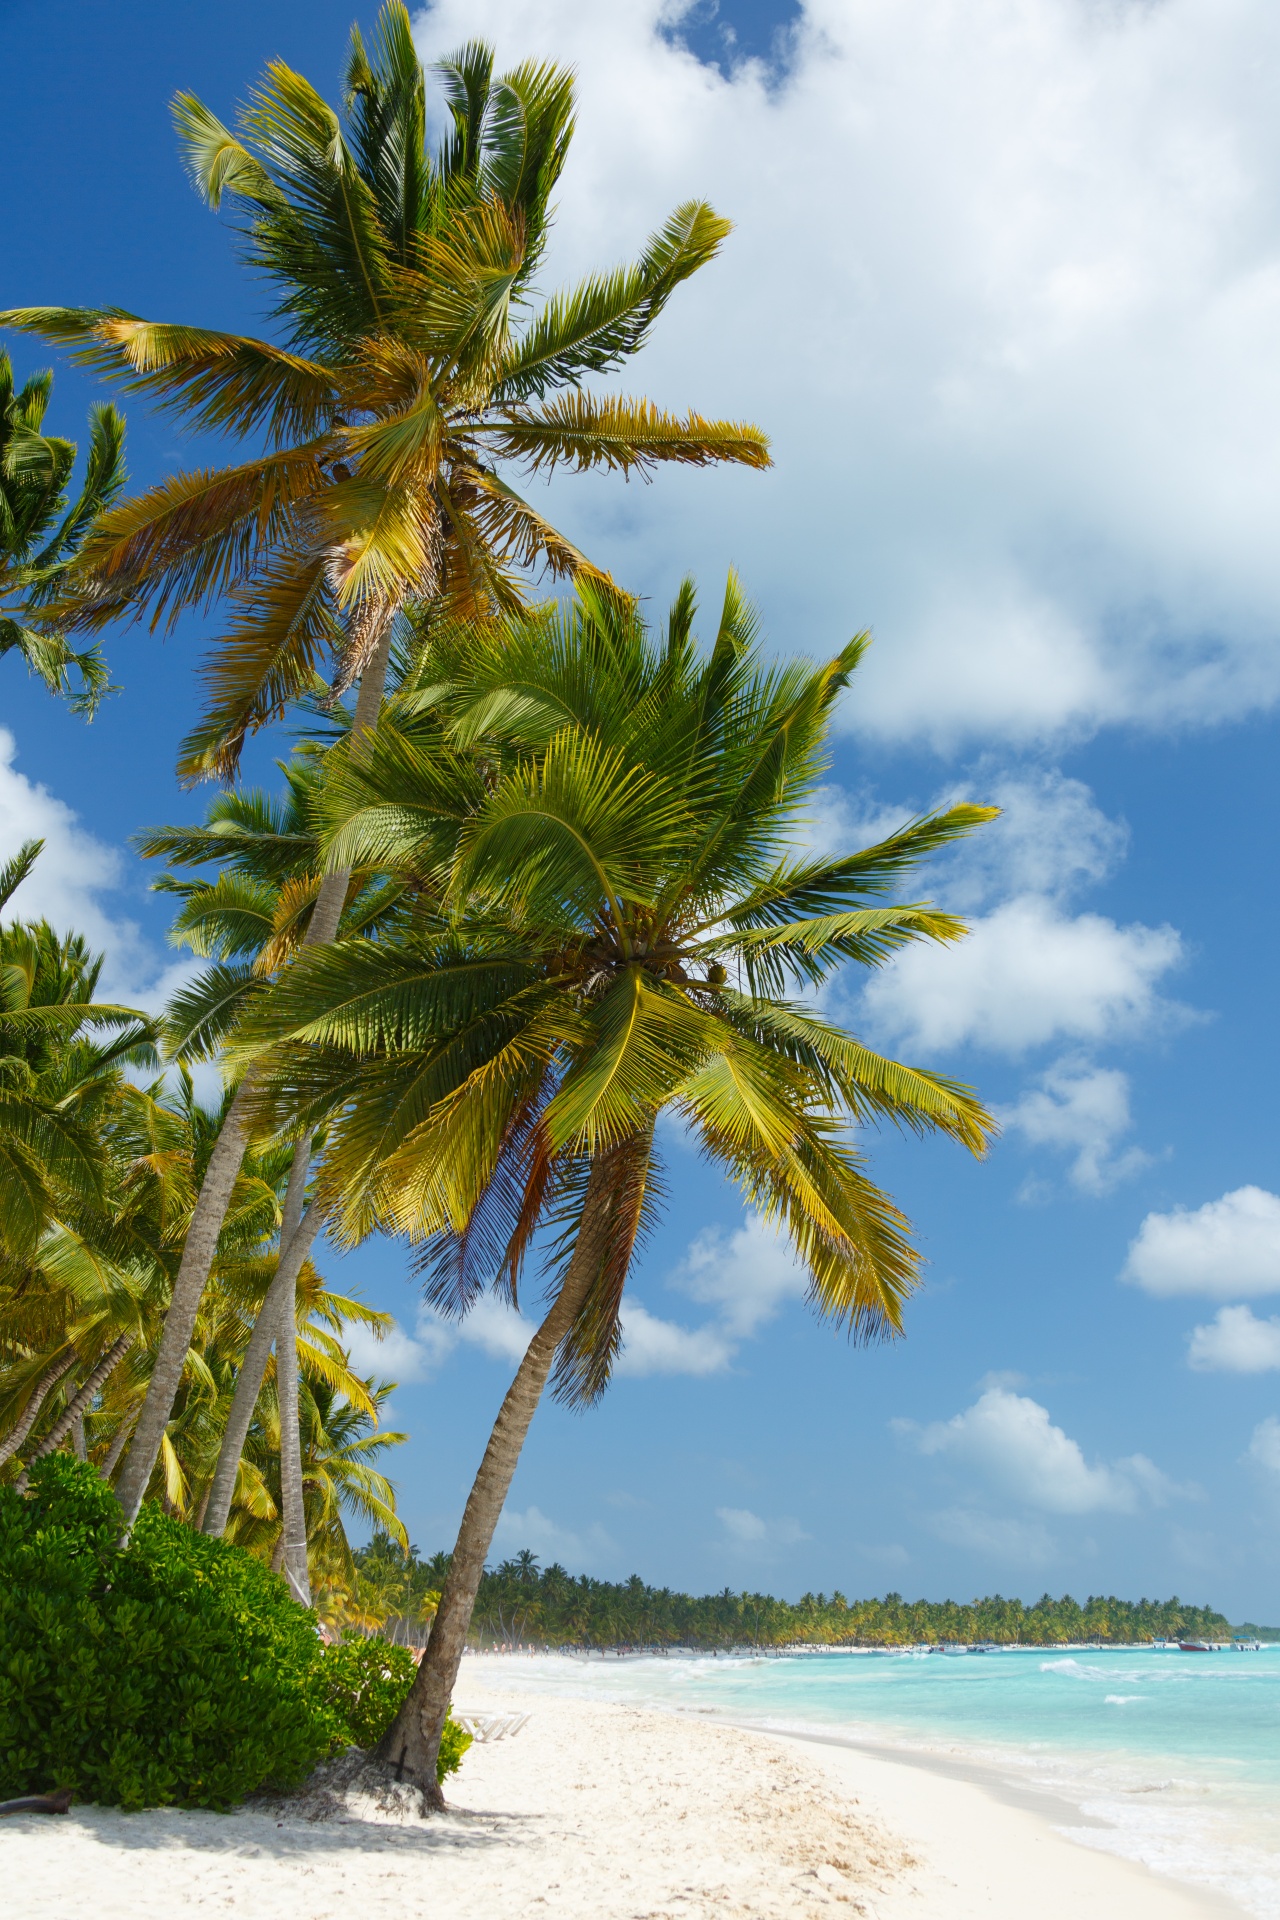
xmin=470 ymin=1645 xmax=1280 ymax=1915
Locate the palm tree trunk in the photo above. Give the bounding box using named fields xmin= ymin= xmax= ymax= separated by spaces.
xmin=374 ymin=1148 xmax=624 ymax=1805
xmin=112 ymin=1078 xmax=256 ymax=1525
xmin=0 ymin=1351 xmax=75 ymax=1467
xmin=113 ymin=618 xmax=396 ymax=1529
xmin=201 ymin=1159 xmax=321 ymax=1537
xmin=16 ymin=1332 xmax=134 ymax=1489
xmin=275 ymin=1217 xmax=311 ymax=1606
xmin=99 ymin=1405 xmax=138 ymax=1482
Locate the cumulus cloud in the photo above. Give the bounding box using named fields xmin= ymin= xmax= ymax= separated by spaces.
xmin=863 ymin=895 xmax=1182 ymax=1055
xmin=412 ymin=0 xmax=1280 ymax=746
xmin=614 ymin=1302 xmax=734 ymax=1377
xmin=716 ymin=1505 xmax=809 ymax=1551
xmin=492 ymin=1504 xmax=615 ymax=1566
xmin=0 ymin=728 xmax=190 ymax=1011
xmin=939 ymin=770 xmax=1129 ymax=911
xmin=352 ymin=1210 xmax=804 ymax=1389
xmin=675 ymin=1211 xmax=809 ymax=1337
xmin=837 ymin=769 xmax=1187 ymax=1057
xmin=1123 ymin=1187 xmax=1280 ymax=1299
xmin=339 ymin=1297 xmax=532 ymax=1384
xmin=1002 ymin=1056 xmax=1150 ymax=1193
xmin=460 ymin=1295 xmax=538 ymax=1364
xmin=900 ymin=1386 xmax=1183 ymax=1513
xmin=1247 ymin=1418 xmax=1280 ymax=1474
xmin=341 ymin=1314 xmax=456 ymax=1384
xmin=1188 ymin=1305 xmax=1280 ymax=1373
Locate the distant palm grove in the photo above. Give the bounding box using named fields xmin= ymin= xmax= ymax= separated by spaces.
xmin=355 ymin=1539 xmax=1229 ymax=1649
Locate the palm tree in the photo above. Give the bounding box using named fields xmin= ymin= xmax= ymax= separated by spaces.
xmin=234 ymin=576 xmax=997 ymax=1797
xmin=0 ymin=354 xmax=125 ymax=713
xmin=0 ymin=1063 xmax=279 ymax=1488
xmin=0 ymin=1049 xmax=401 ymax=1578
xmin=138 ymin=754 xmax=411 ymax=1594
xmin=1 ymin=3 xmax=769 ymax=1530
xmin=0 ymin=844 xmax=156 ymax=1268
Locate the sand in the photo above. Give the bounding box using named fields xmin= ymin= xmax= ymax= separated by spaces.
xmin=1 ymin=1662 xmax=1236 ymax=1919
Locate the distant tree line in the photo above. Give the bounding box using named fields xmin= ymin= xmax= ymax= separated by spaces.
xmin=352 ymin=1537 xmax=1230 ymax=1648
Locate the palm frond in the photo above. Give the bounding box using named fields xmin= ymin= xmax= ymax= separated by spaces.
xmin=482 ymin=392 xmax=772 ymax=478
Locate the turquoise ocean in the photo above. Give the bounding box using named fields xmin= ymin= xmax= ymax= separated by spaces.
xmin=476 ymin=1646 xmax=1280 ymax=1914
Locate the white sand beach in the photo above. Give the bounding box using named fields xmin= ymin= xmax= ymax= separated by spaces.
xmin=2 ymin=1664 xmax=1236 ymax=1920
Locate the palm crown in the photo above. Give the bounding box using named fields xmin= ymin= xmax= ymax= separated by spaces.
xmin=1 ymin=3 xmax=768 ymax=780
xmin=0 ymin=353 xmax=125 ymax=713
xmin=236 ymin=578 xmax=996 ymax=1400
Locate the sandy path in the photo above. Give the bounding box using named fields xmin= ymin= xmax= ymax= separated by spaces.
xmin=0 ymin=1679 xmax=1236 ymax=1919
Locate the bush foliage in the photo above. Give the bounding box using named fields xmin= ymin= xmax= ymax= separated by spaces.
xmin=0 ymin=1457 xmax=468 ymax=1807
xmin=315 ymin=1634 xmax=470 ymax=1780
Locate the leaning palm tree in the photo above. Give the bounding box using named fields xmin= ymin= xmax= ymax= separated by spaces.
xmin=0 ymin=354 xmax=125 ymax=713
xmin=1 ymin=3 xmax=768 ymax=1528
xmin=235 ymin=576 xmax=997 ymax=1798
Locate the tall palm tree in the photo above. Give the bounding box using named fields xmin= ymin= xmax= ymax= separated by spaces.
xmin=0 ymin=354 xmax=125 ymax=713
xmin=1 ymin=3 xmax=769 ymax=1530
xmin=235 ymin=576 xmax=997 ymax=1797
xmin=138 ymin=755 xmax=408 ymax=1592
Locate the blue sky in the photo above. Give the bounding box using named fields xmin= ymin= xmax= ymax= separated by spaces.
xmin=5 ymin=0 xmax=1280 ymax=1619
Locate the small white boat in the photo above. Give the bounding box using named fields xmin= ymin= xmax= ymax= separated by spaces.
xmin=1232 ymin=1638 xmax=1262 ymax=1651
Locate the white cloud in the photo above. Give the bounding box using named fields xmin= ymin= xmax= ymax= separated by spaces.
xmin=901 ymin=1386 xmax=1182 ymax=1513
xmin=863 ymin=894 xmax=1183 ymax=1055
xmin=814 ymin=770 xmax=1187 ymax=1074
xmin=939 ymin=770 xmax=1129 ymax=911
xmin=1123 ymin=1187 xmax=1280 ymax=1299
xmin=716 ymin=1505 xmax=809 ymax=1551
xmin=352 ymin=1211 xmax=802 ymax=1389
xmin=1247 ymin=1418 xmax=1280 ymax=1474
xmin=615 ymin=1301 xmax=733 ymax=1377
xmin=0 ymin=728 xmax=190 ymax=1011
xmin=492 ymin=1504 xmax=615 ymax=1566
xmin=459 ymin=1295 xmax=537 ymax=1364
xmin=1188 ymin=1305 xmax=1280 ymax=1373
xmin=1002 ymin=1056 xmax=1150 ymax=1193
xmin=717 ymin=1505 xmax=768 ymax=1544
xmin=342 ymin=1311 xmax=457 ymax=1384
xmin=339 ymin=1296 xmax=532 ymax=1383
xmin=675 ymin=1211 xmax=809 ymax=1337
xmin=413 ymin=0 xmax=1280 ymax=745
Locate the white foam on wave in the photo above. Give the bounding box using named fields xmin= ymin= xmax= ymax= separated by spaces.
xmin=1104 ymin=1694 xmax=1142 ymax=1706
xmin=1064 ymin=1793 xmax=1280 ymax=1920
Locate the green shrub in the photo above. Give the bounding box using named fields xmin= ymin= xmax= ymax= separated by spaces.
xmin=318 ymin=1634 xmax=472 ymax=1782
xmin=0 ymin=1457 xmax=473 ymax=1808
xmin=436 ymin=1711 xmax=473 ymax=1783
xmin=0 ymin=1454 xmax=331 ymax=1809
xmin=317 ymin=1634 xmax=420 ymax=1749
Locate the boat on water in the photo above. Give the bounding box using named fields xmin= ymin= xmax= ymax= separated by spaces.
xmin=1179 ymin=1639 xmax=1218 ymax=1652
xmin=1232 ymin=1638 xmax=1263 ymax=1651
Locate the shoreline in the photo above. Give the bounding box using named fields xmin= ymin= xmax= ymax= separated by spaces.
xmin=461 ymin=1659 xmax=1248 ymax=1919
xmin=1 ymin=1666 xmax=1247 ymax=1919
xmin=753 ymin=1721 xmax=1246 ymax=1919
xmin=458 ymin=1645 xmax=1276 ymax=1915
